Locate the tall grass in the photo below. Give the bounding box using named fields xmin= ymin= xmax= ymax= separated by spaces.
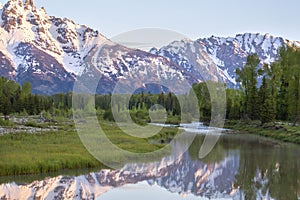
xmin=0 ymin=131 xmax=103 ymax=176
xmin=0 ymin=121 xmax=178 ymax=176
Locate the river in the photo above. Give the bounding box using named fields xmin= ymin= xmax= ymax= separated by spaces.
xmin=1 ymin=123 xmax=300 ymax=200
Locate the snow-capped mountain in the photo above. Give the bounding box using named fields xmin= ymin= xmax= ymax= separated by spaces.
xmin=0 ymin=0 xmax=299 ymax=94
xmin=0 ymin=0 xmax=97 ymax=94
xmin=152 ymin=33 xmax=300 ymax=87
xmin=150 ymin=39 xmax=223 ymax=84
xmin=0 ymin=0 xmax=203 ymax=94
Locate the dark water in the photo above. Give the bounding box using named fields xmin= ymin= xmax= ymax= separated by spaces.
xmin=1 ymin=127 xmax=300 ymax=200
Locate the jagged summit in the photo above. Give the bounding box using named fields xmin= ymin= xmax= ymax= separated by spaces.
xmin=1 ymin=0 xmax=44 ymax=32
xmin=0 ymin=0 xmax=108 ymax=93
xmin=0 ymin=0 xmax=299 ymax=94
xmin=23 ymin=0 xmax=34 ymax=6
xmin=0 ymin=0 xmax=201 ymax=94
xmin=152 ymin=32 xmax=300 ymax=87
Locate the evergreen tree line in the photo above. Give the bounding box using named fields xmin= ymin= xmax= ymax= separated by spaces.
xmin=0 ymin=46 xmax=298 ymax=125
xmin=227 ymin=46 xmax=300 ymax=124
xmin=96 ymin=46 xmax=300 ymax=125
xmin=0 ymin=77 xmax=72 ymax=117
xmin=0 ymin=77 xmax=182 ymax=119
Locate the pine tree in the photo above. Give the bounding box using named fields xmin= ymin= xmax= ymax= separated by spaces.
xmin=236 ymin=54 xmax=260 ymax=120
xmin=258 ymin=76 xmax=275 ymax=124
xmin=286 ymin=48 xmax=300 ymax=124
xmin=0 ymin=95 xmax=11 ymax=117
xmin=226 ymin=89 xmax=243 ymax=120
xmin=157 ymin=92 xmax=165 ymax=107
xmin=21 ymin=81 xmax=32 ymax=98
xmin=276 ymin=46 xmax=300 ymax=124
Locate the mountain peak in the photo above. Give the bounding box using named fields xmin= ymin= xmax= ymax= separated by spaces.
xmin=1 ymin=0 xmax=42 ymax=32
xmin=4 ymin=0 xmax=35 ymax=8
xmin=5 ymin=0 xmax=35 ymax=6
xmin=23 ymin=0 xmax=35 ymax=9
xmin=2 ymin=0 xmax=37 ymax=14
xmin=0 ymin=0 xmax=298 ymax=94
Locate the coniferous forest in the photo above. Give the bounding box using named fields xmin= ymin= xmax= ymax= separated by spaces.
xmin=0 ymin=46 xmax=299 ymax=127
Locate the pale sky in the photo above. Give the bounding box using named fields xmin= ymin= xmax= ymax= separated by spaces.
xmin=1 ymin=0 xmax=299 ymax=41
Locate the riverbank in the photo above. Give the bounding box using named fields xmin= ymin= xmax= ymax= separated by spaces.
xmin=1 ymin=116 xmax=299 ymax=177
xmin=224 ymin=120 xmax=300 ymax=144
xmin=0 ymin=118 xmax=178 ymax=177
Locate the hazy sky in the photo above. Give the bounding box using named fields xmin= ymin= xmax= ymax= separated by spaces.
xmin=1 ymin=0 xmax=299 ymax=41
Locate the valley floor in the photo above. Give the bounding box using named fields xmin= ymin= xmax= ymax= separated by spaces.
xmin=0 ymin=115 xmax=299 ymax=178
xmin=0 ymin=116 xmax=177 ymax=177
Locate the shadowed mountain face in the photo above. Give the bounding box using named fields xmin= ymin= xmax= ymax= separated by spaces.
xmin=0 ymin=51 xmax=14 ymax=79
xmin=0 ymin=0 xmax=299 ymax=94
xmin=14 ymin=42 xmax=74 ymax=94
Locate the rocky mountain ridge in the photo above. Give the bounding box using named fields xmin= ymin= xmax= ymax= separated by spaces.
xmin=0 ymin=0 xmax=299 ymax=93
xmin=152 ymin=33 xmax=300 ymax=87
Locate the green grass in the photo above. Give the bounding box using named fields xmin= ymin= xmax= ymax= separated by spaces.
xmin=74 ymin=119 xmax=178 ymax=168
xmin=101 ymin=122 xmax=172 ymax=153
xmin=0 ymin=120 xmax=179 ymax=177
xmin=0 ymin=118 xmax=15 ymax=127
xmin=224 ymin=120 xmax=300 ymax=144
xmin=24 ymin=120 xmax=49 ymax=129
xmin=0 ymin=131 xmax=102 ymax=176
xmin=0 ymin=167 xmax=104 ymax=185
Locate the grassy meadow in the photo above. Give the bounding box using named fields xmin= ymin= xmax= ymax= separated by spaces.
xmin=0 ymin=116 xmax=179 ymax=177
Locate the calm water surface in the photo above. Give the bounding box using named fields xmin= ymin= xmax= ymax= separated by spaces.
xmin=1 ymin=123 xmax=300 ymax=200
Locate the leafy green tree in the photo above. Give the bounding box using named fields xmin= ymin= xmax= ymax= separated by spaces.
xmin=226 ymin=89 xmax=243 ymax=120
xmin=258 ymin=76 xmax=275 ymax=124
xmin=276 ymin=46 xmax=300 ymax=124
xmin=286 ymin=49 xmax=300 ymax=124
xmin=0 ymin=95 xmax=11 ymax=117
xmin=192 ymin=83 xmax=211 ymax=122
xmin=236 ymin=54 xmax=260 ymax=120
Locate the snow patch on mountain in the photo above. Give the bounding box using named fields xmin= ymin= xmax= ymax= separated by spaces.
xmin=152 ymin=33 xmax=300 ymax=88
xmin=0 ymin=0 xmax=204 ymax=94
xmin=0 ymin=0 xmax=300 ymax=93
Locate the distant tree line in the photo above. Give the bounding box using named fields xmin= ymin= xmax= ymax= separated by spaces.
xmin=0 ymin=77 xmax=183 ymax=120
xmin=0 ymin=46 xmax=299 ymax=125
xmin=0 ymin=77 xmax=72 ymax=118
xmin=97 ymin=46 xmax=300 ymax=125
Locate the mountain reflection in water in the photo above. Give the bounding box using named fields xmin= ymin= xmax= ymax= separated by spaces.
xmin=1 ymin=126 xmax=300 ymax=200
